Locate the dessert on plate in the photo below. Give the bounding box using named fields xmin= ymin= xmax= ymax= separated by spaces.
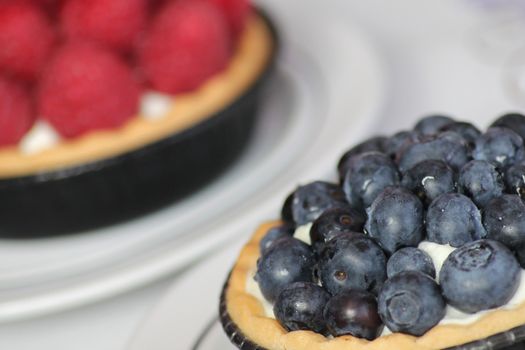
xmin=0 ymin=0 xmax=277 ymax=236
xmin=220 ymin=113 xmax=525 ymax=349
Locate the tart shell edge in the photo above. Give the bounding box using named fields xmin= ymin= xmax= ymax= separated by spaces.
xmin=221 ymin=222 xmax=525 ymax=350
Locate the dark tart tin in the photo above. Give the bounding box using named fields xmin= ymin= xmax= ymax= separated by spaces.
xmin=0 ymin=10 xmax=279 ymax=237
xmin=443 ymin=326 xmax=525 ymax=350
xmin=220 ymin=273 xmax=269 ymax=350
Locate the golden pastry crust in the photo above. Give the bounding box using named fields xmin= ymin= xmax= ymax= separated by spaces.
xmin=0 ymin=13 xmax=274 ymax=178
xmin=225 ymin=222 xmax=525 ymax=350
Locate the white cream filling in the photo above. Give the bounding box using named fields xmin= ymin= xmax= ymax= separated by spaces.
xmin=418 ymin=241 xmax=456 ymax=281
xmin=19 ymin=120 xmax=61 ymax=155
xmin=246 ymin=269 xmax=275 ymax=318
xmin=246 ymin=227 xmax=525 ymax=336
xmin=140 ymin=92 xmax=173 ymax=121
xmin=17 ymin=93 xmax=173 ymax=155
xmin=293 ymin=223 xmax=312 ymax=245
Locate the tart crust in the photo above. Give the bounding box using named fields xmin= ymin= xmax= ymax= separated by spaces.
xmin=0 ymin=13 xmax=273 ymax=178
xmin=225 ymin=222 xmax=525 ymax=350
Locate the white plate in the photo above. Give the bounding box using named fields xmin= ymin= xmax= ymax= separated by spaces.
xmin=128 ymin=242 xmax=251 ymax=350
xmin=0 ymin=0 xmax=384 ymax=322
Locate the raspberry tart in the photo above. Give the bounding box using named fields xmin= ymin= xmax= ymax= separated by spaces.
xmin=220 ymin=113 xmax=525 ymax=350
xmin=0 ymin=0 xmax=277 ymax=236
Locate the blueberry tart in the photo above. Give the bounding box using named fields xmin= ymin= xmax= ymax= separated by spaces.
xmin=0 ymin=0 xmax=278 ymax=236
xmin=220 ymin=113 xmax=525 ymax=350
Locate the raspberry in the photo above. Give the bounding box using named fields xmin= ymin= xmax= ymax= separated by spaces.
xmin=138 ymin=1 xmax=231 ymax=94
xmin=148 ymin=0 xmax=167 ymax=13
xmin=207 ymin=0 xmax=251 ymax=38
xmin=36 ymin=0 xmax=62 ymax=16
xmin=33 ymin=0 xmax=61 ymax=11
xmin=0 ymin=2 xmax=56 ymax=80
xmin=37 ymin=43 xmax=140 ymax=138
xmin=60 ymin=0 xmax=147 ymax=52
xmin=0 ymin=76 xmax=35 ymax=146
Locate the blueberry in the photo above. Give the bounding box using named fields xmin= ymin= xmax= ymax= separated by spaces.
xmin=309 ymin=206 xmax=366 ymax=254
xmin=401 ymin=159 xmax=456 ymax=206
xmin=281 ymin=181 xmax=348 ymax=226
xmin=483 ymin=194 xmax=525 ymax=248
xmin=316 ymin=234 xmax=387 ymax=295
xmin=273 ymin=282 xmax=330 ymax=333
xmin=342 ymin=152 xmax=400 ymax=209
xmin=473 ymin=127 xmax=525 ymax=169
xmin=397 ymin=131 xmax=470 ymax=172
xmin=439 ymin=121 xmax=481 ymax=149
xmin=515 ymin=245 xmax=525 ymax=268
xmin=439 ymin=239 xmax=521 ymax=313
xmin=255 ymin=238 xmax=315 ymax=302
xmin=324 ymin=290 xmax=383 ymax=340
xmin=260 ymin=224 xmax=295 ymax=254
xmin=378 ymin=271 xmax=445 ymax=336
xmin=491 ymin=113 xmax=525 ymax=141
xmin=504 ymin=163 xmax=525 ymax=199
xmin=458 ymin=160 xmax=504 ymax=207
xmin=383 ymin=131 xmax=421 ymax=160
xmin=281 ymin=192 xmax=294 ymax=224
xmin=425 ymin=193 xmax=486 ymax=247
xmin=414 ymin=115 xmax=455 ymax=135
xmin=387 ymin=247 xmax=436 ymax=279
xmin=365 ymin=186 xmax=424 ymax=255
xmin=338 ymin=136 xmax=388 ymax=180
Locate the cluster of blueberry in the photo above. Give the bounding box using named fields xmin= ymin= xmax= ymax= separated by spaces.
xmin=254 ymin=113 xmax=525 ymax=340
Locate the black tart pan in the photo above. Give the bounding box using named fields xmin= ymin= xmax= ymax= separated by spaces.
xmin=220 ymin=273 xmax=266 ymax=350
xmin=219 ymin=272 xmax=525 ymax=350
xmin=0 ymin=11 xmax=278 ymax=237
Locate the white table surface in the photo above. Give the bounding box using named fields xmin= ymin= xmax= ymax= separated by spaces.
xmin=2 ymin=0 xmax=524 ymax=349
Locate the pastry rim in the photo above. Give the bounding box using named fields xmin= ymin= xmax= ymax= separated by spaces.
xmin=224 ymin=222 xmax=525 ymax=350
xmin=0 ymin=13 xmax=274 ymax=179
